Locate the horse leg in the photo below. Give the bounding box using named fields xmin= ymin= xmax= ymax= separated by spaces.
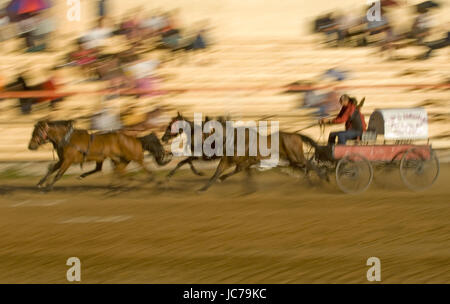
xmin=301 ymin=159 xmax=329 ymax=184
xmin=109 ymin=159 xmax=130 ymax=190
xmin=197 ymin=157 xmax=231 ymax=193
xmin=188 ymin=159 xmax=204 ymax=176
xmin=44 ymin=160 xmax=72 ymax=191
xmin=243 ymin=166 xmax=256 ymax=195
xmin=167 ymin=157 xmax=194 ymax=179
xmin=218 ymin=165 xmax=242 ymax=183
xmin=37 ymin=161 xmax=61 ymax=188
xmin=78 ymin=161 xmax=103 ymax=179
xmin=135 ymin=159 xmax=154 ymax=182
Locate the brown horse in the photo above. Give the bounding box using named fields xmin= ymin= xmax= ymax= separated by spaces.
xmin=161 ymin=113 xmax=226 ymax=178
xmin=28 ymin=120 xmax=170 ymax=190
xmin=198 ymin=127 xmax=328 ymax=192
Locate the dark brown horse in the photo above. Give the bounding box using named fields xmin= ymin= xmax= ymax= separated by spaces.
xmin=28 ymin=120 xmax=170 ymax=190
xmin=161 ymin=113 xmax=226 ymax=178
xmin=198 ymin=127 xmax=328 ymax=192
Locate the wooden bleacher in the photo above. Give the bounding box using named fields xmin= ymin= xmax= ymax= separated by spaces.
xmin=0 ymin=0 xmax=449 ymax=162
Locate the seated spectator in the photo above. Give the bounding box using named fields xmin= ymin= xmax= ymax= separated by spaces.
xmin=69 ymin=40 xmax=98 ymax=67
xmin=81 ymin=18 xmax=113 ymax=50
xmin=303 ymin=89 xmax=341 ymax=118
xmin=185 ymin=22 xmax=209 ymax=52
xmin=17 ymin=13 xmax=38 ymax=51
xmin=314 ymin=13 xmax=340 ymax=45
xmin=300 ymin=69 xmax=347 ymax=117
xmin=119 ymin=10 xmax=142 ymax=42
xmin=0 ymin=10 xmax=15 ymax=42
xmin=160 ymin=10 xmax=182 ymax=49
xmin=36 ymin=70 xmax=64 ymax=108
xmin=409 ymin=8 xmax=433 ymax=44
xmin=28 ymin=11 xmax=56 ymax=52
xmin=124 ymin=58 xmax=161 ymax=97
xmin=140 ymin=10 xmax=167 ymax=38
xmin=420 ymin=31 xmax=450 ymax=59
xmin=91 ymin=106 xmax=122 ymax=131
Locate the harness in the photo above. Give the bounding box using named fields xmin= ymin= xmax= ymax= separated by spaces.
xmin=54 ymin=126 xmax=95 ymax=168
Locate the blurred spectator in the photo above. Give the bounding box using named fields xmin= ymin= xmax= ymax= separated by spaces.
xmin=28 ymin=10 xmax=55 ymax=52
xmin=124 ymin=58 xmax=161 ymax=97
xmin=323 ymin=68 xmax=348 ymax=82
xmin=302 ymin=88 xmax=341 ymax=118
xmin=119 ymin=9 xmax=142 ymax=42
xmin=186 ymin=26 xmax=208 ymax=51
xmin=161 ymin=10 xmax=181 ymax=49
xmin=0 ymin=9 xmax=14 ymax=42
xmin=81 ymin=18 xmax=112 ymax=50
xmin=91 ymin=76 xmax=124 ymax=130
xmin=17 ymin=13 xmax=37 ymax=50
xmin=69 ymin=40 xmax=98 ymax=67
xmin=300 ymin=69 xmax=347 ymax=117
xmin=409 ymin=8 xmax=434 ymax=44
xmin=0 ymin=9 xmax=10 ymax=27
xmin=420 ymin=31 xmax=450 ymax=59
xmin=314 ymin=13 xmax=340 ymax=45
xmin=140 ymin=10 xmax=166 ymax=37
xmin=98 ymin=0 xmax=108 ymax=21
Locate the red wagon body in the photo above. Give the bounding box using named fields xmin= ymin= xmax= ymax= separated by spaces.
xmin=333 ymin=144 xmax=432 ymax=161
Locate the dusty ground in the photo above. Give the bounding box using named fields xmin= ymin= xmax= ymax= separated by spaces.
xmin=0 ymin=163 xmax=449 ymax=283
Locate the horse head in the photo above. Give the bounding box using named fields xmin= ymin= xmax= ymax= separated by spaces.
xmin=28 ymin=120 xmax=74 ymax=150
xmin=28 ymin=120 xmax=50 ymax=150
xmin=161 ymin=112 xmax=187 ymax=143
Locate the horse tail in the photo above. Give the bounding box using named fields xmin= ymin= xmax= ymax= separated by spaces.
xmin=295 ymin=133 xmax=318 ymax=149
xmin=138 ymin=133 xmax=172 ymax=166
xmin=293 ymin=132 xmax=329 ymax=181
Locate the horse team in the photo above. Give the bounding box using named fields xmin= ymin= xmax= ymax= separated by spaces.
xmin=28 ymin=114 xmax=327 ymax=192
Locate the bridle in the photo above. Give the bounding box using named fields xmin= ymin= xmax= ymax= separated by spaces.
xmin=33 ymin=124 xmax=50 ymax=146
xmin=33 ymin=123 xmax=74 ymax=148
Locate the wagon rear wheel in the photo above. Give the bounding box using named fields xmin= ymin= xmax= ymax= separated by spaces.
xmin=336 ymin=154 xmax=373 ymax=194
xmin=400 ymin=147 xmax=439 ymax=191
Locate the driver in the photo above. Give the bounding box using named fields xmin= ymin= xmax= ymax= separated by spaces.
xmin=319 ymin=94 xmax=366 ymax=145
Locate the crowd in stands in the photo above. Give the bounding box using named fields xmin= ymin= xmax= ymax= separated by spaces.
xmin=313 ymin=1 xmax=449 ymax=60
xmin=0 ymin=0 xmax=211 ymax=117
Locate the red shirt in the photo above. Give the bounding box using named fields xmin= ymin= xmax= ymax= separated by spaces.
xmin=332 ymin=103 xmax=367 ymax=131
xmin=37 ymin=78 xmax=58 ymax=103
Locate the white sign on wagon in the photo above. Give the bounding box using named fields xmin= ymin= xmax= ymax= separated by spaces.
xmin=368 ymin=108 xmax=428 ymax=140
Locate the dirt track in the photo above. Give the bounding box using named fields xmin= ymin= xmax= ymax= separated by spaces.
xmin=0 ymin=163 xmax=449 ymax=283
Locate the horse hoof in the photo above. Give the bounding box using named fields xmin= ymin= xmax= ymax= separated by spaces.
xmin=77 ymin=176 xmax=84 ymax=180
xmin=42 ymin=185 xmax=53 ymax=192
xmin=196 ymin=188 xmax=207 ymax=194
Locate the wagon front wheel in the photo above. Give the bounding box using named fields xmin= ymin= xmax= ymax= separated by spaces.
xmin=336 ymin=154 xmax=373 ymax=194
xmin=400 ymin=147 xmax=439 ymax=191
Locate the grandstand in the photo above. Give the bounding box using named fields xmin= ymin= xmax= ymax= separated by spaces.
xmin=0 ymin=0 xmax=449 ymax=163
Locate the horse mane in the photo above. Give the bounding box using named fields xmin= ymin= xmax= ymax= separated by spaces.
xmin=35 ymin=120 xmax=74 ymax=128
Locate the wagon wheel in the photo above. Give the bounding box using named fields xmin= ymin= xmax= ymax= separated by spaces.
xmin=400 ymin=147 xmax=439 ymax=191
xmin=336 ymin=153 xmax=373 ymax=194
xmin=301 ymin=141 xmax=327 ymax=184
